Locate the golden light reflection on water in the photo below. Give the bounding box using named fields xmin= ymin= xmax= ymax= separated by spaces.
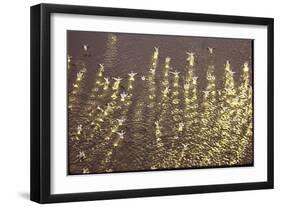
xmin=68 ymin=33 xmax=253 ymax=175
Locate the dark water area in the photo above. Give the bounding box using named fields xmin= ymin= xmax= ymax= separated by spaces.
xmin=67 ymin=30 xmax=253 ymax=175
xmin=67 ymin=31 xmax=252 ymax=91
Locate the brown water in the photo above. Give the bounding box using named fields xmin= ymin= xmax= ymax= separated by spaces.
xmin=67 ymin=31 xmax=253 ymax=175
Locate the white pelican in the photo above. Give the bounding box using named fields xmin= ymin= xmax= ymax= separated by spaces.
xmin=243 ymin=62 xmax=249 ymax=72
xmin=184 ymin=83 xmax=190 ymax=90
xmin=202 ymin=90 xmax=210 ymax=96
xmin=77 ymin=151 xmax=86 ymax=160
xmin=178 ymin=122 xmax=184 ymax=131
xmin=153 ymin=47 xmax=159 ymax=59
xmin=112 ymin=77 xmax=122 ymax=90
xmin=76 ymin=71 xmax=83 ymax=81
xmin=207 ymin=75 xmax=216 ymax=81
xmin=186 ymin=52 xmax=195 ymax=66
xmin=155 ymin=121 xmax=160 ymax=129
xmin=207 ymin=47 xmax=215 ymax=55
xmin=120 ymin=91 xmax=128 ymax=101
xmin=98 ymin=63 xmax=104 ymax=72
xmin=116 ymin=130 xmax=125 ymax=139
xmin=82 ymin=168 xmax=90 ymax=174
xmin=117 ymin=117 xmax=126 ymax=125
xmin=103 ymin=77 xmax=110 ymax=90
xmin=165 ymin=57 xmax=171 ymax=63
xmin=170 ymin=70 xmax=180 ymax=78
xmin=192 ymin=76 xmax=198 ymax=84
xmin=104 ymin=77 xmax=110 ymax=83
xmin=67 ymin=55 xmax=72 ymax=63
xmin=77 ymin=124 xmax=82 ymax=135
xmin=82 ymin=44 xmax=89 ymax=51
xmin=149 ymin=68 xmax=156 ymax=75
xmin=225 ymin=60 xmax=231 ymax=71
xmin=112 ymin=77 xmax=122 ymax=82
xmin=162 ymin=86 xmax=170 ymax=97
xmin=128 ymin=71 xmax=137 ymax=81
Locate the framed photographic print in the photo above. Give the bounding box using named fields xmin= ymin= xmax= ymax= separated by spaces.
xmin=30 ymin=3 xmax=274 ymax=203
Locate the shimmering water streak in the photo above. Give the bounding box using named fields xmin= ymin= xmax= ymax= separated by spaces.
xmin=72 ymin=72 xmax=125 ymax=173
xmin=214 ymin=60 xmax=238 ymax=165
xmin=230 ymin=63 xmax=253 ymax=164
xmin=201 ymin=53 xmax=217 ymax=137
xmin=196 ymin=52 xmax=218 ymax=166
xmin=70 ymin=64 xmax=107 ymax=141
xmin=68 ymin=62 xmax=87 ymax=111
xmin=169 ymin=69 xmax=185 ymax=168
xmin=181 ymin=52 xmax=201 ymax=167
xmin=69 ymin=64 xmax=122 ymax=171
xmin=147 ymin=48 xmax=159 ymax=139
xmin=99 ymin=75 xmax=137 ymax=172
xmin=68 ymin=62 xmax=88 ymax=141
xmin=151 ymin=56 xmax=172 ymax=169
xmin=68 ymin=44 xmax=253 ymax=174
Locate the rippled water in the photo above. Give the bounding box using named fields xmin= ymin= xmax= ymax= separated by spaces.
xmin=67 ymin=31 xmax=253 ymax=175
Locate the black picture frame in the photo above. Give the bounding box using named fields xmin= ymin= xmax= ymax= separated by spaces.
xmin=30 ymin=3 xmax=274 ymax=204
